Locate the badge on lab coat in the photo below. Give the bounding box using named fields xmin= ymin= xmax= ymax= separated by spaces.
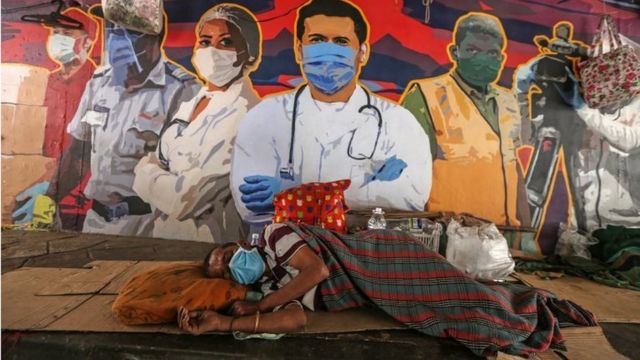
xmin=82 ymin=107 xmax=109 ymax=129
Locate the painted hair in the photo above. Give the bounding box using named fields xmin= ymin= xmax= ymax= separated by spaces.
xmin=296 ymin=0 xmax=368 ymax=44
xmin=196 ymin=4 xmax=261 ymax=66
xmin=454 ymin=13 xmax=505 ymax=48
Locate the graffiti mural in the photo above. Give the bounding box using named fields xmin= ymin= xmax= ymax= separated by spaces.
xmin=133 ymin=4 xmax=262 ymax=242
xmin=401 ymin=12 xmax=528 ymax=228
xmin=229 ymin=0 xmax=432 ymax=220
xmin=1 ymin=0 xmax=639 ymax=251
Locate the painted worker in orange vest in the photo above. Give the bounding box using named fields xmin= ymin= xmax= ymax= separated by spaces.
xmin=401 ymin=12 xmax=529 ymax=227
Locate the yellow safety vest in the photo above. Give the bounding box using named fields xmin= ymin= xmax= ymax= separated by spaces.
xmin=413 ymin=73 xmax=521 ymax=226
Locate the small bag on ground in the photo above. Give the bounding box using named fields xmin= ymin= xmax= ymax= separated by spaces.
xmin=446 ymin=218 xmax=515 ymax=281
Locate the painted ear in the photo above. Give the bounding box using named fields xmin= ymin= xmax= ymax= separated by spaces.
xmin=294 ymin=41 xmax=303 ymax=63
xmin=448 ymin=44 xmax=459 ymax=61
xmin=359 ymin=43 xmax=368 ymax=63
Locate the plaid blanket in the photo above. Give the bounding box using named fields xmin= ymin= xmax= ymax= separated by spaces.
xmin=286 ymin=223 xmax=597 ymax=357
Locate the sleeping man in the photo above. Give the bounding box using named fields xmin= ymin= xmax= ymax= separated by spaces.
xmin=179 ymin=223 xmax=596 ymax=357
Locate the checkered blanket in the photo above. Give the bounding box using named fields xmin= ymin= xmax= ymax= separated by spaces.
xmin=287 ymin=223 xmax=597 ymax=357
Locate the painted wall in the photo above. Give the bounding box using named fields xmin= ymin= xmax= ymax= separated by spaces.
xmin=2 ymin=0 xmax=639 ymax=253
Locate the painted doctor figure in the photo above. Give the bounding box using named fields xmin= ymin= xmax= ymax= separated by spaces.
xmin=133 ymin=4 xmax=261 ymax=243
xmin=231 ymin=0 xmax=432 ymax=219
xmin=60 ymin=7 xmax=198 ymax=236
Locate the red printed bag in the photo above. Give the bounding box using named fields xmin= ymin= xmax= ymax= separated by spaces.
xmin=579 ymin=15 xmax=640 ymax=108
xmin=273 ymin=180 xmax=351 ymax=233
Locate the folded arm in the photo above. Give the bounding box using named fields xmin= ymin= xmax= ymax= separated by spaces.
xmin=133 ymin=154 xmax=229 ymax=220
xmin=362 ymin=107 xmax=432 ymax=211
xmin=258 ymin=245 xmax=329 ymax=312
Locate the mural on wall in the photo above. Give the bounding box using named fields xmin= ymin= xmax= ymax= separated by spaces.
xmin=133 ymin=4 xmax=262 ymax=242
xmin=401 ymin=12 xmax=528 ymax=228
xmin=2 ymin=0 xmax=639 ymax=252
xmin=8 ymin=8 xmax=99 ymax=230
xmin=229 ymin=0 xmax=432 ymax=221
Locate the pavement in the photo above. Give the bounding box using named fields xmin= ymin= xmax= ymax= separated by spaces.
xmin=1 ymin=229 xmax=639 ymax=360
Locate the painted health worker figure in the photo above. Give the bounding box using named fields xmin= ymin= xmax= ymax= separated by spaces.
xmin=17 ymin=6 xmax=200 ymax=236
xmin=230 ymin=0 xmax=432 ymax=219
xmin=133 ymin=4 xmax=262 ymax=243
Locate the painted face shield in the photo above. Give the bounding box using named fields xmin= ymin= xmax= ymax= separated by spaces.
xmin=105 ymin=25 xmax=146 ymax=85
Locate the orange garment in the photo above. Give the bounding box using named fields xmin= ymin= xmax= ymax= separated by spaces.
xmin=412 ymin=73 xmax=521 ymax=226
xmin=112 ymin=263 xmax=246 ymax=325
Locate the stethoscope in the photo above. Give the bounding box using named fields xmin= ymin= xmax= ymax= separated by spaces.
xmin=279 ymin=84 xmax=384 ymax=181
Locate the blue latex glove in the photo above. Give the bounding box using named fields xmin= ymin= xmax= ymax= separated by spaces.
xmin=239 ymin=175 xmax=281 ymax=213
xmin=11 ymin=181 xmax=50 ymax=224
xmin=363 ymin=156 xmax=408 ymax=187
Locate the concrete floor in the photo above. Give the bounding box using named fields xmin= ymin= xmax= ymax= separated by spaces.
xmin=1 ymin=229 xmax=638 ymax=359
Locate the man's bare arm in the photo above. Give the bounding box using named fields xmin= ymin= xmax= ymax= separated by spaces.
xmin=257 ymin=245 xmax=329 ymax=313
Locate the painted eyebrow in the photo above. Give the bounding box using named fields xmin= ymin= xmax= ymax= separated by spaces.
xmin=308 ymin=33 xmax=328 ymax=39
xmin=200 ymin=35 xmax=213 ymax=39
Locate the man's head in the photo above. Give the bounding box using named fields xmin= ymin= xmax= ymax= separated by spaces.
xmin=46 ymin=8 xmax=98 ymax=67
xmin=449 ymin=12 xmax=507 ymax=88
xmin=104 ymin=24 xmax=163 ymax=79
xmin=90 ymin=5 xmax=165 ymax=84
xmin=293 ymin=0 xmax=370 ymax=96
xmin=204 ymin=242 xmax=240 ymax=279
xmin=204 ymin=240 xmax=265 ymax=285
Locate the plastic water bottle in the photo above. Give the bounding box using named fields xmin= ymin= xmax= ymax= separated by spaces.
xmin=250 ymin=233 xmax=260 ymax=246
xmin=367 ymin=208 xmax=387 ymax=230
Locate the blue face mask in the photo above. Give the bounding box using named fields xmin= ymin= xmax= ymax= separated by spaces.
xmin=302 ymin=42 xmax=357 ymax=95
xmin=106 ymin=26 xmax=145 ymax=86
xmin=229 ymin=247 xmax=265 ymax=285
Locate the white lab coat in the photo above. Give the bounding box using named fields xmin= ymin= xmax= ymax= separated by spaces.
xmin=133 ymin=78 xmax=258 ymax=242
xmin=575 ymin=96 xmax=640 ymax=231
xmin=230 ymin=84 xmax=432 ymax=219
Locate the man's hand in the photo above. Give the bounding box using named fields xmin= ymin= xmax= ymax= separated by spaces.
xmin=177 ymin=307 xmax=229 ymax=335
xmin=239 ymin=175 xmax=281 ymax=213
xmin=12 ymin=182 xmax=52 ymax=224
xmin=229 ymin=300 xmax=260 ymax=317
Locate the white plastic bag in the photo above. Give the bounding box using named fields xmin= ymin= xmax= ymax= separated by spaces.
xmin=445 ymin=219 xmax=515 ymax=281
xmin=102 ymin=0 xmax=164 ymax=35
xmin=555 ymin=223 xmax=598 ymax=260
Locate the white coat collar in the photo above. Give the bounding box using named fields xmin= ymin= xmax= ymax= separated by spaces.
xmin=298 ymin=83 xmax=368 ymax=111
xmin=173 ymin=77 xmax=251 ymax=123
